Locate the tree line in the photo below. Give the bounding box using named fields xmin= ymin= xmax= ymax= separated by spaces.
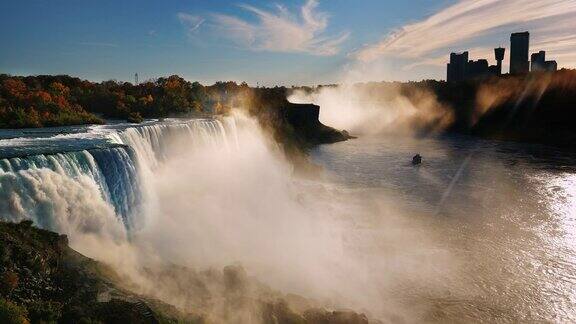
xmin=0 ymin=74 xmax=265 ymax=128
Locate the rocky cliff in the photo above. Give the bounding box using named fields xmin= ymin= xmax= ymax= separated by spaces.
xmin=0 ymin=221 xmax=374 ymax=324
xmin=282 ymin=103 xmax=352 ymax=145
xmin=0 ymin=220 xmax=169 ymax=324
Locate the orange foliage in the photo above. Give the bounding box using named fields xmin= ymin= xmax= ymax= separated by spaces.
xmin=49 ymin=82 xmax=70 ymax=96
xmin=26 ymin=107 xmax=42 ymax=127
xmin=52 ymin=95 xmax=69 ymax=109
xmin=0 ymin=271 xmax=19 ymax=294
xmin=139 ymin=94 xmax=153 ymax=105
xmin=29 ymin=90 xmax=52 ymax=104
xmin=3 ymin=79 xmax=27 ymax=98
xmin=165 ymin=76 xmax=182 ymax=90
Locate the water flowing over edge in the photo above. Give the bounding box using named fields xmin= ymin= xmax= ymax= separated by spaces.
xmin=0 ymin=118 xmax=235 ymax=234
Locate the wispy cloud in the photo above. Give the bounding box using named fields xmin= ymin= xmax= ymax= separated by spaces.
xmin=353 ymin=0 xmax=576 ymax=68
xmin=177 ymin=13 xmax=205 ymax=35
xmin=208 ymin=0 xmax=349 ymax=56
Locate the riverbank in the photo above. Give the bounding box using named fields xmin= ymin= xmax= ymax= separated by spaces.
xmin=289 ymin=69 xmax=576 ymax=149
xmin=411 ymin=70 xmax=576 ymax=148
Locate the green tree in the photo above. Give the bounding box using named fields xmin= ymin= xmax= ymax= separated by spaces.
xmin=0 ymin=299 xmax=29 ymax=324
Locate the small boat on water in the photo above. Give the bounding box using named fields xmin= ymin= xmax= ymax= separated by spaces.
xmin=412 ymin=154 xmax=422 ymax=165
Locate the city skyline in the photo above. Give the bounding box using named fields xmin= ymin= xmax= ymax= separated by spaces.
xmin=446 ymin=31 xmax=559 ymax=82
xmin=1 ymin=0 xmax=576 ymax=85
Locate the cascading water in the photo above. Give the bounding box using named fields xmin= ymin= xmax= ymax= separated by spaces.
xmin=112 ymin=119 xmax=231 ymax=169
xmin=0 ymin=118 xmax=233 ymax=236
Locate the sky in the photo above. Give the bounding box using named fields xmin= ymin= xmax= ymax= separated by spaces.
xmin=1 ymin=0 xmax=575 ymax=86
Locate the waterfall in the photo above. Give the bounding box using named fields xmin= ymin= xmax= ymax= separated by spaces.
xmin=0 ymin=118 xmax=233 ymax=236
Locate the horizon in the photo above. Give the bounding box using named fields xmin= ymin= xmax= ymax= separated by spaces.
xmin=1 ymin=0 xmax=576 ymax=85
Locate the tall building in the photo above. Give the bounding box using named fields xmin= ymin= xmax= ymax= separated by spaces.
xmin=446 ymin=50 xmax=502 ymax=82
xmin=467 ymin=59 xmax=490 ymax=79
xmin=494 ymin=47 xmax=505 ymax=75
xmin=447 ymin=52 xmax=469 ymax=82
xmin=531 ymin=51 xmax=546 ymax=71
xmin=510 ymin=32 xmax=530 ymax=74
xmin=531 ymin=50 xmax=558 ymax=72
xmin=544 ymin=60 xmax=558 ymax=71
xmin=445 ymin=31 xmax=559 ymax=81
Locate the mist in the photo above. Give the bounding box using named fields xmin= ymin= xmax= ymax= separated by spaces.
xmin=288 ymin=83 xmax=454 ymax=137
xmin=0 ymin=112 xmax=461 ymax=323
xmin=134 ymin=113 xmax=458 ymax=321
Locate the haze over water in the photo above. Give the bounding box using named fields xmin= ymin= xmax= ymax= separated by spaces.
xmin=312 ymin=135 xmax=576 ymax=322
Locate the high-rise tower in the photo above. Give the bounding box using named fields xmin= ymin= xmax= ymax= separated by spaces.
xmin=446 ymin=52 xmax=469 ymax=82
xmin=531 ymin=51 xmax=546 ymax=71
xmin=510 ymin=32 xmax=530 ymax=74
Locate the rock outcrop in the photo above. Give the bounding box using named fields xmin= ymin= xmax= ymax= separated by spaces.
xmin=282 ymin=103 xmax=353 ymax=145
xmin=0 ymin=221 xmax=163 ymax=324
xmin=0 ymin=221 xmax=376 ymax=324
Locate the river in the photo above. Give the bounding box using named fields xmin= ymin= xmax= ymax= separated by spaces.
xmin=0 ymin=117 xmax=574 ymax=322
xmin=311 ymin=135 xmax=576 ymax=322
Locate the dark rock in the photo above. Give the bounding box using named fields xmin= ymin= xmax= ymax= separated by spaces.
xmin=0 ymin=221 xmax=172 ymax=324
xmin=283 ymin=103 xmax=353 ymax=145
xmin=127 ymin=112 xmax=144 ymax=124
xmin=223 ymin=264 xmax=248 ymax=293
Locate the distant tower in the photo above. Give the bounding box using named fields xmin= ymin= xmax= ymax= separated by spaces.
xmin=135 ymin=73 xmax=139 ymax=85
xmin=494 ymin=47 xmax=505 ymax=75
xmin=510 ymin=32 xmax=530 ymax=74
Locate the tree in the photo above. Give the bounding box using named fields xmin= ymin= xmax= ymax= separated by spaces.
xmin=49 ymin=82 xmax=70 ymax=97
xmin=0 ymin=299 xmax=29 ymax=324
xmin=2 ymin=79 xmax=27 ymax=99
xmin=0 ymin=272 xmax=19 ymax=296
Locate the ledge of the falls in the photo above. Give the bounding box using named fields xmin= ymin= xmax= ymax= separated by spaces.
xmin=282 ymin=103 xmax=354 ymax=145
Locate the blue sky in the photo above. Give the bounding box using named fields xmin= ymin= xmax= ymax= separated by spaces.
xmin=1 ymin=0 xmax=575 ymax=85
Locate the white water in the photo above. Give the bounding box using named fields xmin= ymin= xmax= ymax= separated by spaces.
xmin=0 ymin=118 xmax=231 ymax=240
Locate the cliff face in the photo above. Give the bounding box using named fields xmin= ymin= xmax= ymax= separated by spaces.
xmin=0 ymin=221 xmax=373 ymax=324
xmin=282 ymin=103 xmax=352 ymax=145
xmin=283 ymin=103 xmax=320 ymax=126
xmin=0 ymin=221 xmax=167 ymax=324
